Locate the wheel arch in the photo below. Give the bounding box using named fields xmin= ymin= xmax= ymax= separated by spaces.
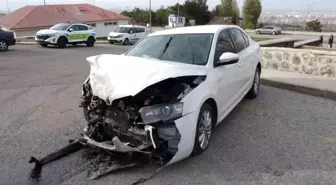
xmin=203 ymin=98 xmax=218 ymax=126
xmin=58 ymin=35 xmax=68 ymax=43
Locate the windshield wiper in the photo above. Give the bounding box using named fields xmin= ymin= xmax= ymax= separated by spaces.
xmin=159 ymin=37 xmax=173 ymax=59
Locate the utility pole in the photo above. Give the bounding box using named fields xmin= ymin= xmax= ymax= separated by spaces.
xmin=177 ymin=0 xmax=180 ymax=27
xmin=43 ymin=0 xmax=46 ymax=5
xmin=149 ymin=0 xmax=152 ymax=33
xmin=6 ymin=0 xmax=10 ymax=12
xmin=303 ymin=1 xmax=314 ymax=31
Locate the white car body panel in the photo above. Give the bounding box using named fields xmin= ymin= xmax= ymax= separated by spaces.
xmin=85 ymin=24 xmax=261 ymax=165
xmin=107 ymin=25 xmax=148 ymax=44
xmin=35 ymin=23 xmax=96 ymax=45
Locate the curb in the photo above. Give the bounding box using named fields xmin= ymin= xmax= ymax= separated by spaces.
xmin=261 ymin=78 xmax=336 ymax=101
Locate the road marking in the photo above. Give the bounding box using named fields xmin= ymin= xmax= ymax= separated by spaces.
xmin=316 ymin=135 xmax=336 ymax=143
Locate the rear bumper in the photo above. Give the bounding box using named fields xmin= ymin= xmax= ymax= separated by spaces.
xmin=7 ymin=38 xmax=16 ymax=46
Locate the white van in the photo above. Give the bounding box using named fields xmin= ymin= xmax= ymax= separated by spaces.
xmin=107 ymin=25 xmax=149 ymax=45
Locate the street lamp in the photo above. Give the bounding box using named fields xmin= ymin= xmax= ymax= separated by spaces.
xmin=303 ymin=1 xmax=314 ymax=31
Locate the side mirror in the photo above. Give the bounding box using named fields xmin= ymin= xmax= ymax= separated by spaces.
xmin=68 ymin=28 xmax=73 ymax=32
xmin=215 ymin=52 xmax=239 ymax=67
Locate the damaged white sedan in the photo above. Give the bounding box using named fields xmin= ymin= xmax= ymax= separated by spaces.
xmin=81 ymin=25 xmax=261 ymax=166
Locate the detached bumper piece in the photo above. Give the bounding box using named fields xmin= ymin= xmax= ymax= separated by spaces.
xmin=82 ymin=134 xmax=151 ymax=154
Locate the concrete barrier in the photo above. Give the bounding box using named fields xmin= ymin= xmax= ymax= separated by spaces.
xmin=294 ymin=38 xmax=321 ymax=48
xmin=258 ymin=38 xmax=298 ymax=48
xmin=261 ymin=47 xmax=336 ymax=77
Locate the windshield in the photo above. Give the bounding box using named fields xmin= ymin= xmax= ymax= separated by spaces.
xmin=125 ymin=34 xmax=213 ymax=66
xmin=114 ymin=27 xmax=130 ymax=33
xmin=50 ymin=23 xmax=71 ymax=30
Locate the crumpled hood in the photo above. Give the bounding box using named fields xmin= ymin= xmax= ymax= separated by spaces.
xmin=87 ymin=54 xmax=207 ymax=104
xmin=36 ymin=29 xmax=65 ymax=35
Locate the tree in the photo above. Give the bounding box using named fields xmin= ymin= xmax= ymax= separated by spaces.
xmin=306 ymin=19 xmax=323 ymax=32
xmin=155 ymin=6 xmax=169 ymax=26
xmin=184 ymin=0 xmax=211 ymax=25
xmin=214 ymin=0 xmax=240 ymax=25
xmin=242 ymin=0 xmax=262 ymax=29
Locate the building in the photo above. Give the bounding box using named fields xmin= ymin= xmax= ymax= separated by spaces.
xmin=168 ymin=14 xmax=186 ymax=28
xmin=0 ymin=4 xmax=131 ymax=37
xmin=0 ymin=13 xmax=5 ymax=20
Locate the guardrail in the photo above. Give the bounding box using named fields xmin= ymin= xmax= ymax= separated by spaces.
xmin=294 ymin=38 xmax=321 ymax=48
xmin=258 ymin=38 xmax=298 ymax=48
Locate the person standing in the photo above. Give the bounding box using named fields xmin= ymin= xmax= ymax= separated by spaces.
xmin=320 ymin=35 xmax=323 ymax=47
xmin=328 ymin=34 xmax=334 ymax=48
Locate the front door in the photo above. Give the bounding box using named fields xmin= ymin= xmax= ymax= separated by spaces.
xmin=128 ymin=28 xmax=137 ymax=43
xmin=213 ymin=29 xmax=242 ymax=118
xmin=67 ymin=25 xmax=81 ymax=43
xmin=228 ymin=28 xmax=251 ymax=94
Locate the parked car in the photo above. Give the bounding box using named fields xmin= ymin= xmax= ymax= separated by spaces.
xmin=255 ymin=26 xmax=282 ymax=35
xmin=0 ymin=28 xmax=16 ymax=51
xmin=81 ymin=25 xmax=261 ymax=165
xmin=107 ymin=25 xmax=149 ymax=45
xmin=35 ymin=22 xmax=96 ymax=48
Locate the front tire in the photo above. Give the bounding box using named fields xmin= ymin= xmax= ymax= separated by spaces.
xmin=256 ymin=30 xmax=261 ymax=34
xmin=0 ymin=40 xmax=8 ymax=51
xmin=123 ymin=38 xmax=129 ymax=45
xmin=192 ymin=103 xmax=214 ymax=155
xmin=40 ymin=43 xmax=48 ymax=47
xmin=86 ymin=37 xmax=95 ymax=47
xmin=272 ymin=31 xmax=276 ymax=35
xmin=57 ymin=37 xmax=67 ymax=48
xmin=246 ymin=67 xmax=261 ymax=99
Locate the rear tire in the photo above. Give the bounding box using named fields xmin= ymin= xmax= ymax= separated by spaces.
xmin=86 ymin=37 xmax=95 ymax=47
xmin=57 ymin=37 xmax=67 ymax=48
xmin=192 ymin=103 xmax=214 ymax=156
xmin=256 ymin=30 xmax=261 ymax=34
xmin=246 ymin=67 xmax=261 ymax=99
xmin=0 ymin=40 xmax=8 ymax=51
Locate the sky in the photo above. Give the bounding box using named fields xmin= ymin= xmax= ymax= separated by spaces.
xmin=0 ymin=0 xmax=335 ymax=13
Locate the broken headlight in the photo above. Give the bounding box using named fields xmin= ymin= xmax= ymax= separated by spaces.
xmin=138 ymin=102 xmax=183 ymax=124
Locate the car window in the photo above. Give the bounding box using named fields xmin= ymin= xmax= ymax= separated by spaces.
xmin=229 ymin=28 xmax=247 ymax=53
xmin=240 ymin=31 xmax=249 ymax=47
xmin=134 ymin=28 xmax=140 ymax=33
xmin=78 ymin=25 xmax=88 ymax=31
xmin=125 ymin=34 xmax=213 ymax=66
xmin=69 ymin=25 xmax=80 ymax=31
xmin=213 ymin=29 xmax=235 ymax=63
xmin=138 ymin=28 xmax=145 ymax=33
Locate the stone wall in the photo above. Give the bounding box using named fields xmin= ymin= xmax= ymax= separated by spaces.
xmin=261 ymin=47 xmax=336 ymax=77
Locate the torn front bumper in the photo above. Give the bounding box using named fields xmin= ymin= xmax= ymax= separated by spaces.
xmin=82 ymin=134 xmax=151 ymax=154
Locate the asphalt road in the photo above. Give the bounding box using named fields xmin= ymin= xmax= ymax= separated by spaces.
xmin=1 ymin=45 xmax=336 ymax=185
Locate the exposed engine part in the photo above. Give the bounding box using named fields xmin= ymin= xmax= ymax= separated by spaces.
xmin=81 ymin=75 xmax=205 ymax=162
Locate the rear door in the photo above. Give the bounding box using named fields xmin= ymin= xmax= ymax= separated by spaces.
xmin=228 ymin=28 xmax=252 ymax=94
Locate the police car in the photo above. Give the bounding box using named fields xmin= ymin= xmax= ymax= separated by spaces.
xmin=35 ymin=22 xmax=96 ymax=48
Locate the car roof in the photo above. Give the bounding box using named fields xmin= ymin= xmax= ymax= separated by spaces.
xmin=149 ymin=25 xmax=242 ymax=36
